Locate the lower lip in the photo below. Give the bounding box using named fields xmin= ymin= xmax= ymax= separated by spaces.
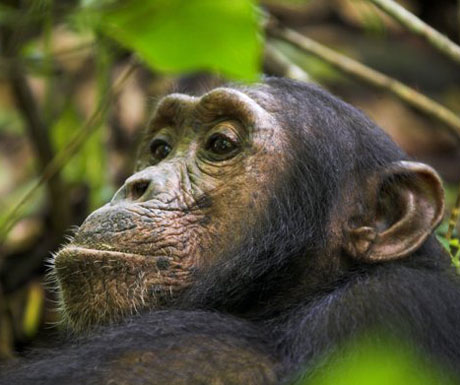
xmin=56 ymin=246 xmax=157 ymax=261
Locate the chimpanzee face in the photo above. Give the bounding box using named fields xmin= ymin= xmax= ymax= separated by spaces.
xmin=53 ymin=87 xmax=287 ymax=331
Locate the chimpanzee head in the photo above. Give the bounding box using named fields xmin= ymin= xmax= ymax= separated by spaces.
xmin=53 ymin=78 xmax=444 ymax=331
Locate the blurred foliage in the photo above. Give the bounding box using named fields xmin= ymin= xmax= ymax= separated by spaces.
xmin=75 ymin=0 xmax=261 ymax=80
xmin=22 ymin=282 xmax=44 ymax=338
xmin=52 ymin=104 xmax=111 ymax=209
xmin=340 ymin=0 xmax=388 ymax=35
xmin=269 ymin=40 xmax=345 ymax=83
xmin=448 ymin=238 xmax=460 ymax=271
xmin=297 ymin=333 xmax=457 ymax=385
xmin=437 ymin=183 xmax=460 ymax=273
xmin=437 ymin=226 xmax=460 ymax=272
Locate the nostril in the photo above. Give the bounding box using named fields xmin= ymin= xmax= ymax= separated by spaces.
xmin=129 ymin=180 xmax=150 ymax=201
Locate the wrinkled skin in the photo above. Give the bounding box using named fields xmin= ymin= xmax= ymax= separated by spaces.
xmin=54 ymin=87 xmax=286 ymax=330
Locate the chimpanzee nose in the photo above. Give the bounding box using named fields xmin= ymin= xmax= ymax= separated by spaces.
xmin=111 ymin=166 xmax=176 ymax=204
xmin=127 ymin=179 xmax=150 ymax=201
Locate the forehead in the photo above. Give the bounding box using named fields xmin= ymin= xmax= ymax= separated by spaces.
xmin=150 ymin=86 xmax=278 ymax=130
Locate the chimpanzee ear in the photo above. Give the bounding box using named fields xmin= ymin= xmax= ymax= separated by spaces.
xmin=344 ymin=161 xmax=444 ymax=263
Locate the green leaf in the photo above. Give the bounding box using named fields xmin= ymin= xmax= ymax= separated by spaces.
xmin=87 ymin=0 xmax=261 ymax=80
xmin=436 ymin=234 xmax=450 ymax=253
xmin=23 ymin=282 xmax=44 ymax=339
xmin=299 ymin=333 xmax=457 ymax=385
xmin=449 ymin=238 xmax=459 ymax=248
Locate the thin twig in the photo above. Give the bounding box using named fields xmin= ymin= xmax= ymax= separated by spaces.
xmin=264 ymin=42 xmax=310 ymax=81
xmin=267 ymin=25 xmax=460 ymax=141
xmin=0 ymin=59 xmax=138 ymax=245
xmin=367 ymin=0 xmax=460 ymax=65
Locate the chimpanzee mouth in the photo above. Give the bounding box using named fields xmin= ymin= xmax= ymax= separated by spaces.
xmin=57 ymin=246 xmax=156 ymax=261
xmin=54 ymin=246 xmax=180 ymax=274
xmin=53 ymin=245 xmax=191 ymax=331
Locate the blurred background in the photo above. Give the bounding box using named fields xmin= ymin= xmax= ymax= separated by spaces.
xmin=0 ymin=0 xmax=459 ymax=380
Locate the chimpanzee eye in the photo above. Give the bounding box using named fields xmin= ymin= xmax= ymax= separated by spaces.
xmin=206 ymin=133 xmax=238 ymax=156
xmin=149 ymin=139 xmax=172 ymax=161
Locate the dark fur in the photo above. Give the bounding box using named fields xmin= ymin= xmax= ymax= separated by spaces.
xmin=2 ymin=78 xmax=460 ymax=384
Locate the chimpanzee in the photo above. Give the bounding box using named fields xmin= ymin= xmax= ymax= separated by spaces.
xmin=2 ymin=78 xmax=460 ymax=385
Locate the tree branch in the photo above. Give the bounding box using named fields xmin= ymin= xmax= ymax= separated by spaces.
xmin=264 ymin=42 xmax=310 ymax=81
xmin=367 ymin=0 xmax=460 ymax=65
xmin=267 ymin=25 xmax=460 ymax=141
